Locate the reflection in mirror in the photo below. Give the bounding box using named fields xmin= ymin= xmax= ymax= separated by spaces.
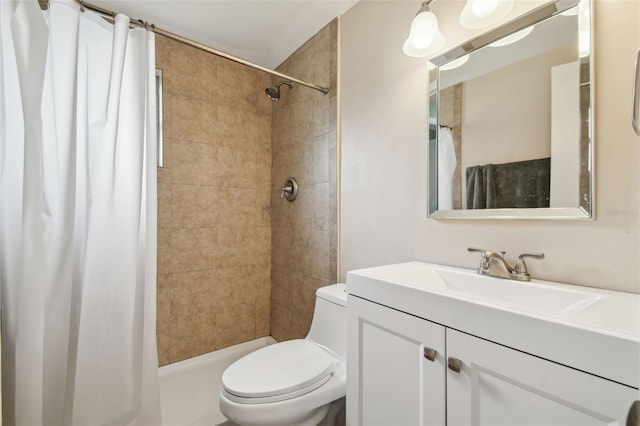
xmin=428 ymin=0 xmax=593 ymax=220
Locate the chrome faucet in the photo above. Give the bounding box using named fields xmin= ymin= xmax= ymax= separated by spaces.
xmin=467 ymin=247 xmax=544 ymax=282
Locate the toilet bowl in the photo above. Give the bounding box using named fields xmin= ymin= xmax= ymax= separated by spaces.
xmin=219 ymin=283 xmax=347 ymax=426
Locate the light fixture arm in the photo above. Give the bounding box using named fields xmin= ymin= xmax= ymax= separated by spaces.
xmin=417 ymin=0 xmax=436 ymax=14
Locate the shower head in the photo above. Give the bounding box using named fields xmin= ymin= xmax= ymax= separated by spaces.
xmin=265 ymin=80 xmax=292 ymax=101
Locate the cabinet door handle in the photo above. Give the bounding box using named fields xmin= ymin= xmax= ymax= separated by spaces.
xmin=448 ymin=357 xmax=462 ymax=373
xmin=423 ymin=347 xmax=437 ymax=362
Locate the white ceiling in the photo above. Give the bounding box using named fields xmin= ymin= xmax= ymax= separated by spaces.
xmin=88 ymin=0 xmax=358 ymax=69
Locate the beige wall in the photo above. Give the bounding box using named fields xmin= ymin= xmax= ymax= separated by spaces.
xmin=155 ymin=37 xmax=273 ymax=365
xmin=341 ymin=0 xmax=639 ymax=294
xmin=462 ymin=47 xmax=573 ymax=166
xmin=460 ymin=45 xmax=574 ymax=206
xmin=271 ymin=20 xmax=339 ymax=341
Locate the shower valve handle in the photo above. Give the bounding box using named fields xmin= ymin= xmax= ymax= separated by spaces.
xmin=280 ymin=186 xmax=293 ymax=198
xmin=280 ymin=177 xmax=298 ymax=202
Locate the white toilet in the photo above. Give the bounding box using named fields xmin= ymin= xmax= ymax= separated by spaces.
xmin=219 ymin=283 xmax=347 ymax=426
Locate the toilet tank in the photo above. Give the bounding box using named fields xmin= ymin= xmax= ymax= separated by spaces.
xmin=306 ymin=283 xmax=347 ymax=363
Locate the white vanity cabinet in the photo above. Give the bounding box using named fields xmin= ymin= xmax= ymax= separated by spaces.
xmin=346 ymin=296 xmax=446 ymax=426
xmin=347 ymin=289 xmax=639 ymax=426
xmin=446 ymin=329 xmax=637 ymax=426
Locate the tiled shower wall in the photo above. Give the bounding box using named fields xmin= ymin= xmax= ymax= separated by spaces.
xmin=270 ymin=20 xmax=339 ymax=341
xmin=155 ymin=37 xmax=273 ymax=365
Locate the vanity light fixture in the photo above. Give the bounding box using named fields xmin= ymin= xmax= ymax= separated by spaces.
xmin=459 ymin=0 xmax=513 ymax=29
xmin=403 ymin=0 xmax=445 ymax=58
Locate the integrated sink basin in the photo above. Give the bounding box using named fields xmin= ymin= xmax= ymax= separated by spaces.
xmin=348 ymin=261 xmax=603 ymax=315
xmin=436 ymin=268 xmax=603 ymax=315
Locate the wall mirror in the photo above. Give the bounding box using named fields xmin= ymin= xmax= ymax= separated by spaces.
xmin=427 ymin=0 xmax=593 ymax=220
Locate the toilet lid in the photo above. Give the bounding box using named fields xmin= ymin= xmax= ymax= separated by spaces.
xmin=222 ymin=339 xmax=336 ymax=399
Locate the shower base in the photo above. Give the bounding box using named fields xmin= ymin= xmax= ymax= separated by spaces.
xmin=159 ymin=336 xmax=276 ymax=426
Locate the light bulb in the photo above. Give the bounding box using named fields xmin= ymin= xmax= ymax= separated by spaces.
xmin=403 ymin=3 xmax=445 ymax=58
xmin=470 ymin=0 xmax=499 ymax=18
xmin=412 ymin=33 xmax=434 ymax=49
xmin=409 ymin=10 xmax=438 ymax=47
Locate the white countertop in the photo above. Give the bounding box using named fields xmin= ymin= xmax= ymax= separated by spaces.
xmin=346 ymin=261 xmax=640 ymax=389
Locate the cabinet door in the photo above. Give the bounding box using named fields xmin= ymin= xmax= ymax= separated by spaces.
xmin=446 ymin=329 xmax=640 ymax=426
xmin=347 ymin=296 xmax=446 ymax=426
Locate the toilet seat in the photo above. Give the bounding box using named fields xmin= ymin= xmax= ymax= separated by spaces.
xmin=222 ymin=339 xmax=336 ymax=404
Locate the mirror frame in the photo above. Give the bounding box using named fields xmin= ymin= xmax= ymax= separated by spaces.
xmin=427 ymin=0 xmax=594 ymax=220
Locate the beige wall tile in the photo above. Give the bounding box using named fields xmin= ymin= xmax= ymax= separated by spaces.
xmin=171 ymin=95 xmax=218 ymax=145
xmin=157 ymin=228 xmax=171 ymax=275
xmin=254 ymin=304 xmax=271 ymax=337
xmin=167 ymin=43 xmax=217 ymax=101
xmin=329 ymin=197 xmax=337 ymax=249
xmin=156 ymin=36 xmax=272 ymax=363
xmin=217 ymin=60 xmax=259 ymax=110
xmin=171 ymin=184 xmax=218 ymax=229
xmin=170 ymin=227 xmax=218 ymax=273
xmin=157 ymin=274 xmax=172 ymax=366
xmin=215 ymin=303 xmax=256 ymax=349
xmin=157 ymin=182 xmax=172 ymax=229
xmin=157 ymin=331 xmax=171 ymax=367
xmin=328 ymin=20 xmax=339 ymax=100
xmin=217 ymin=187 xmax=256 ymax=229
xmin=162 ymin=89 xmax=172 ymax=142
xmin=216 ymin=266 xmax=257 ymax=308
xmin=328 ymin=145 xmax=337 ymax=199
xmin=217 ymin=226 xmax=270 ymax=268
xmin=169 ymin=269 xmax=217 ymax=362
xmin=312 ymin=133 xmax=329 ymax=184
xmin=157 ymin=166 xmax=172 ymax=184
xmin=329 ymin=249 xmax=338 ymax=283
xmin=172 ymin=140 xmax=217 ymax=186
xmin=156 ymin=20 xmax=337 ymax=363
xmin=312 ymin=183 xmax=329 ymax=231
xmin=217 ymin=147 xmax=257 ymax=188
xmin=310 ymin=229 xmax=330 ymax=280
xmin=218 ymin=105 xmax=258 ymax=149
xmin=270 ymin=302 xmax=292 ymax=342
xmin=256 ymin=187 xmax=272 ymax=228
xmin=270 ymin=21 xmax=338 ymax=340
xmin=254 ymin=262 xmax=271 ymax=338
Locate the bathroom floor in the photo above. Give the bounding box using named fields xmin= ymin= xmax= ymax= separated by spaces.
xmin=159 ymin=337 xmax=275 ymax=426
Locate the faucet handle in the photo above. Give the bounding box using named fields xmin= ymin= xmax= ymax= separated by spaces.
xmin=467 ymin=247 xmax=487 ymax=255
xmin=514 ymin=253 xmax=545 ymax=274
xmin=468 ymin=247 xmax=490 ymax=272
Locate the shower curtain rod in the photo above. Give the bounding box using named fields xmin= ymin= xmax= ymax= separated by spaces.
xmin=42 ymin=0 xmax=331 ymax=96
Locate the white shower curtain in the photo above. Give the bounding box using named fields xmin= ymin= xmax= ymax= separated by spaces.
xmin=437 ymin=127 xmax=457 ymax=210
xmin=0 ymin=0 xmax=161 ymax=424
